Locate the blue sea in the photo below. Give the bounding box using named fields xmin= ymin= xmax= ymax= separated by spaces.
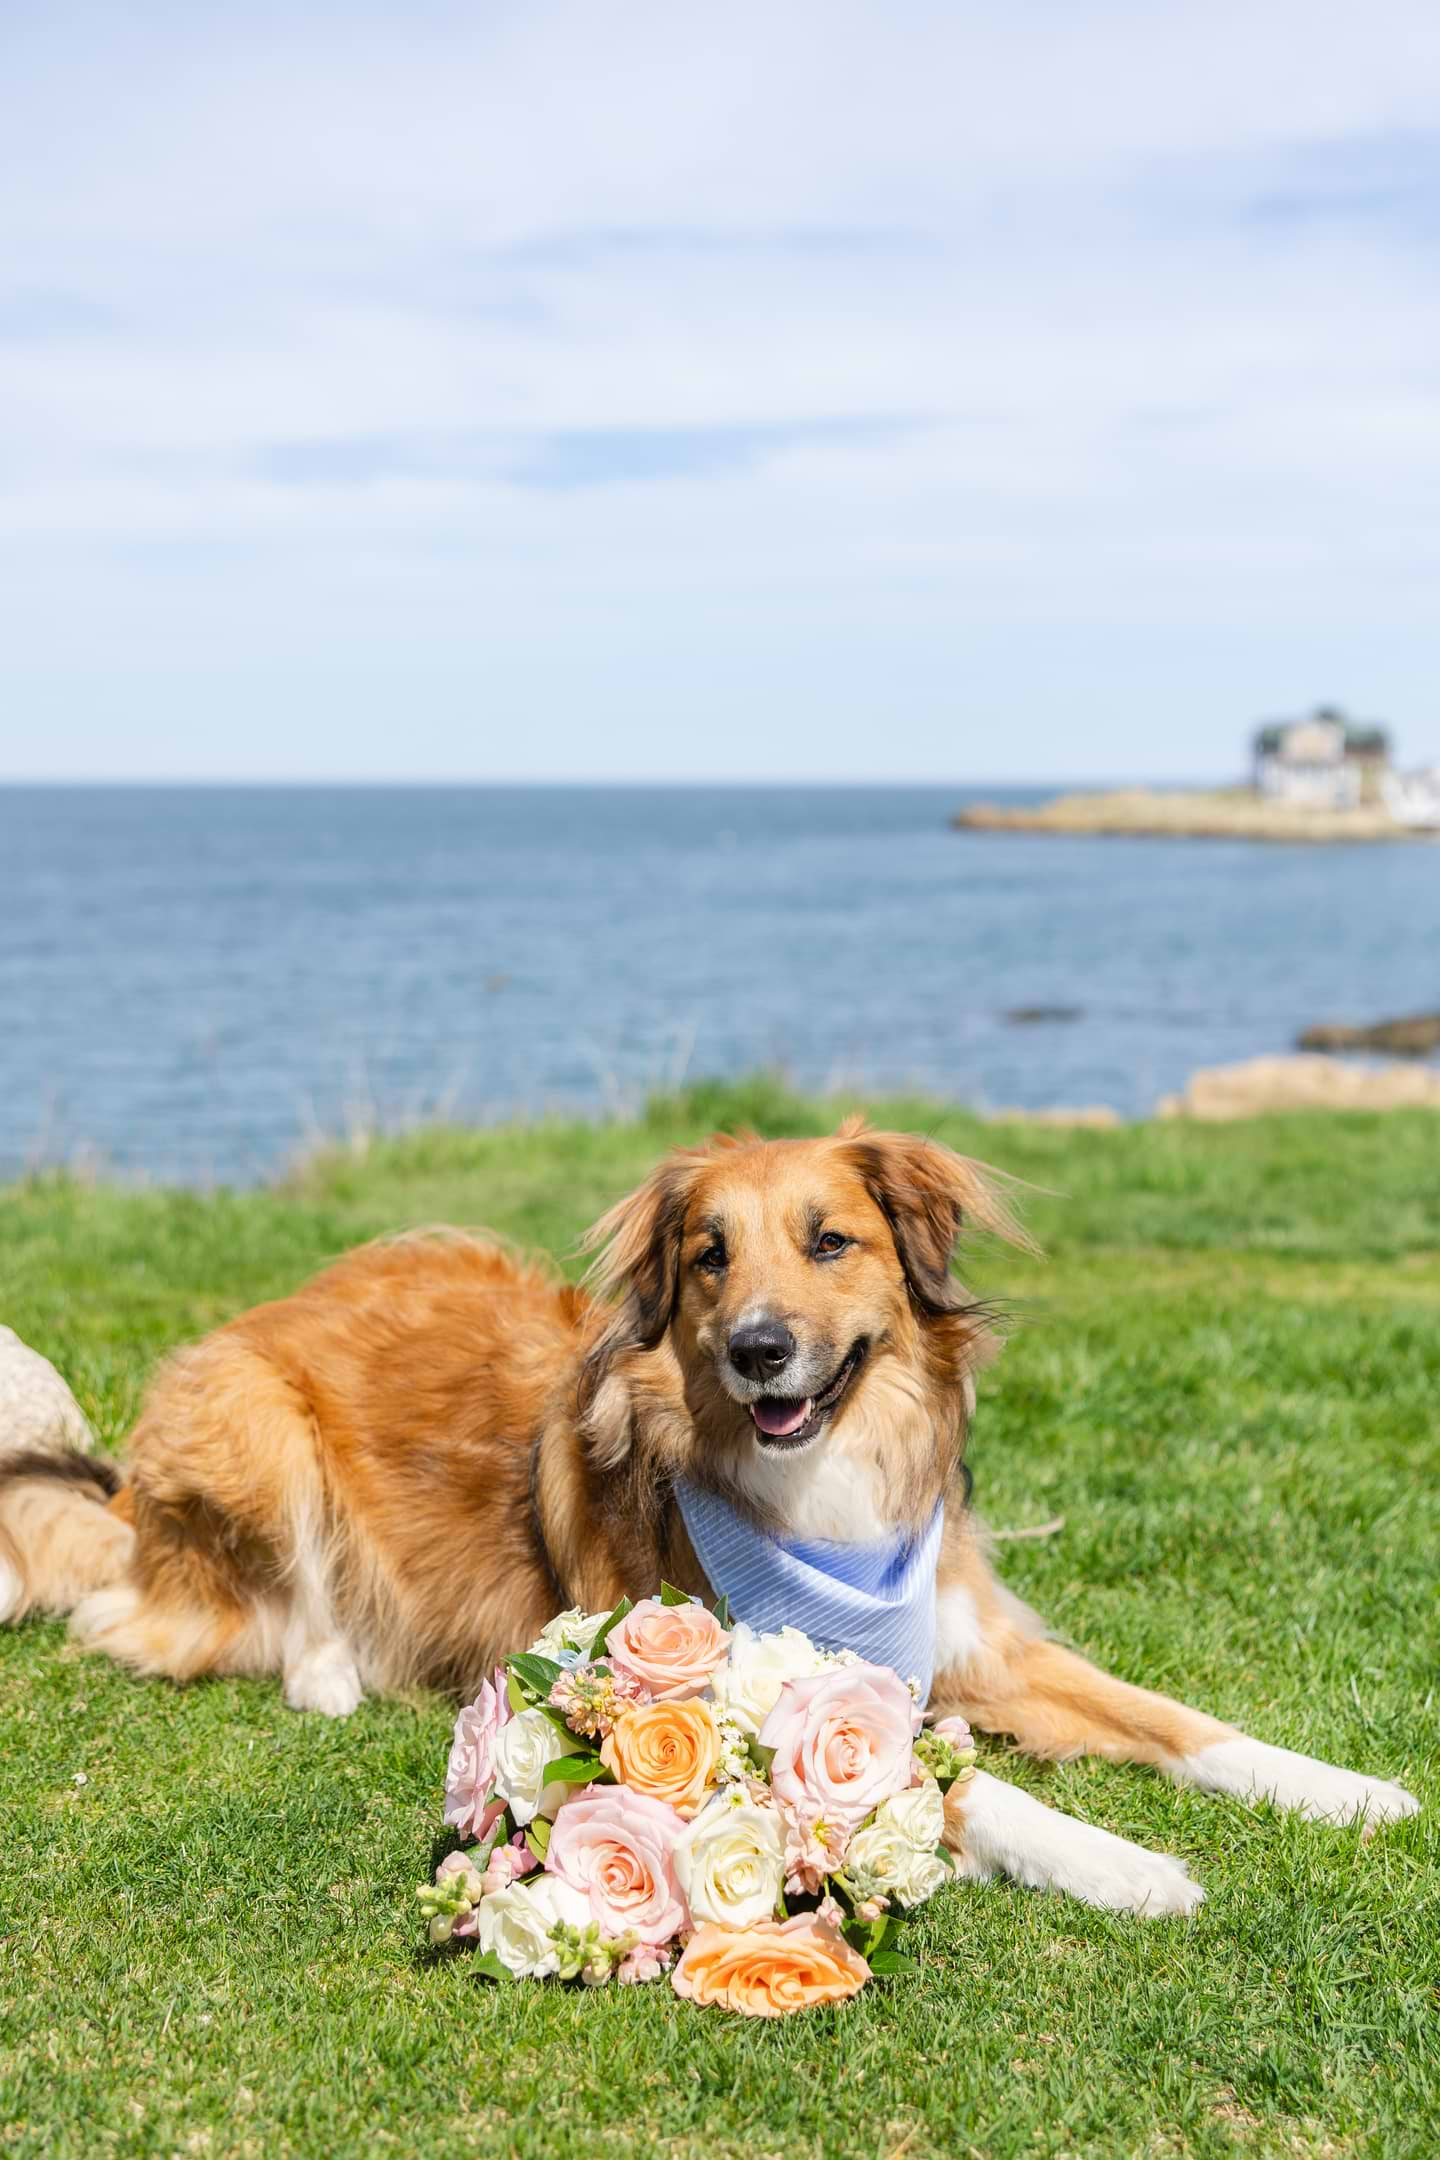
xmin=1 ymin=784 xmax=1434 ymax=1185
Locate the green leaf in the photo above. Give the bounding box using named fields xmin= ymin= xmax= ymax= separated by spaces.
xmin=505 ymin=1672 xmax=528 ymax=1718
xmin=933 ymin=1843 xmax=955 ymax=1870
xmin=864 ymin=1915 xmax=895 ymax=1958
xmin=868 ymin=1950 xmax=918 ymax=1976
xmin=658 ymin=1580 xmax=694 ymax=1607
xmin=525 ymin=1818 xmax=551 ymax=1861
xmin=535 ymin=1703 xmax=585 ymax=1741
xmin=507 ymin=1652 xmax=562 ymax=1700
xmin=712 ymin=1592 xmax=732 ymax=1627
xmin=542 ymin=1754 xmax=609 ymax=1786
xmin=588 ymin=1596 xmax=632 ymax=1659
xmin=466 ymin=1952 xmax=511 ymax=1984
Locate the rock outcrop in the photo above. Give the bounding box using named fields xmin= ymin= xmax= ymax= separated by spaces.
xmin=953 ymin=790 xmax=1429 ymax=843
xmin=1156 ymin=1055 xmax=1440 ymax=1120
xmin=1297 ymin=1013 xmax=1440 ymax=1057
xmin=0 ymin=1326 xmax=94 ymax=1457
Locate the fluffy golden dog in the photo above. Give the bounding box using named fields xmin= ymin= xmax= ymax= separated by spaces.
xmin=0 ymin=1122 xmax=1415 ymax=1912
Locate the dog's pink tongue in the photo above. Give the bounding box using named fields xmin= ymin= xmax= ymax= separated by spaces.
xmin=752 ymin=1397 xmax=813 ymax=1437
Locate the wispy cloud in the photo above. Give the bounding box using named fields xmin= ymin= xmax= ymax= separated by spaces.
xmin=0 ymin=287 xmax=119 ymax=339
xmin=1 ymin=0 xmax=1438 ymax=778
xmin=1240 ymin=130 xmax=1440 ymax=234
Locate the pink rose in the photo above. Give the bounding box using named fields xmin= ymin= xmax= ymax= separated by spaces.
xmin=604 ymin=1597 xmax=731 ymax=1701
xmin=444 ymin=1671 xmax=510 ymax=1840
xmin=544 ymin=1785 xmax=687 ymax=1945
xmin=759 ymin=1662 xmax=916 ymax=1831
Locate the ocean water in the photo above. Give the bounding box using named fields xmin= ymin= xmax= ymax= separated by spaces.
xmin=1 ymin=784 xmax=1434 ymax=1185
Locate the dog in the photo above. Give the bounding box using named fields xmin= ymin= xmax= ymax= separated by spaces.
xmin=0 ymin=1121 xmax=1417 ymax=1915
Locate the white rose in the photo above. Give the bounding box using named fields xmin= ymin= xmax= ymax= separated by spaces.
xmin=844 ymin=1815 xmax=909 ymax=1891
xmin=528 ymin=1607 xmax=611 ymax=1660
xmin=476 ymin=1873 xmax=590 ymax=1977
xmin=709 ymin=1624 xmax=823 ymax=1737
xmin=672 ymin=1797 xmax=787 ymax=1928
xmin=493 ymin=1707 xmax=571 ymax=1825
xmin=890 ymin=1845 xmax=952 ymax=1906
xmin=846 ymin=1779 xmax=951 ymax=1908
xmin=877 ymin=1778 xmax=945 ymax=1852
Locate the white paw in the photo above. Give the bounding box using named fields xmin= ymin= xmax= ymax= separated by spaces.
xmin=70 ymin=1581 xmax=141 ymax=1646
xmin=284 ymin=1639 xmax=363 ymax=1717
xmin=1180 ymin=1737 xmax=1419 ymax=1827
xmin=1058 ymin=1834 xmax=1207 ymax=1918
xmin=951 ymin=1770 xmax=1205 ymax=1918
xmin=0 ymin=1554 xmax=23 ymax=1623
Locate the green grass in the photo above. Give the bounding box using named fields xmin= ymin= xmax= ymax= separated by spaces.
xmin=2 ymin=1079 xmax=1437 ymax=2159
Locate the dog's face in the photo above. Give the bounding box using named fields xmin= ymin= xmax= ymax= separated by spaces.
xmin=581 ymin=1121 xmax=1024 ymax=1506
xmin=668 ymin=1141 xmax=915 ymax=1454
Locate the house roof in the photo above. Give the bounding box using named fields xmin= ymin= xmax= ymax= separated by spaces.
xmin=1254 ymin=711 xmax=1391 ymax=758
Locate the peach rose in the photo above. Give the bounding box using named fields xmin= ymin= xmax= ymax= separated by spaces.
xmin=759 ymin=1662 xmax=916 ymax=1830
xmin=671 ymin=1915 xmax=871 ymax=2017
xmin=604 ymin=1596 xmax=731 ymax=1701
xmin=600 ymin=1699 xmax=722 ymax=1817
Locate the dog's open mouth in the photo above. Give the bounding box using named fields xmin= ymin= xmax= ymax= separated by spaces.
xmin=749 ymin=1341 xmax=867 ymax=1451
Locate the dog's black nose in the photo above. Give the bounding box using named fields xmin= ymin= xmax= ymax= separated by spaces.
xmin=728 ymin=1319 xmax=797 ymax=1383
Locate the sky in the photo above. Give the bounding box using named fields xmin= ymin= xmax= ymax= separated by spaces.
xmin=1 ymin=1 xmax=1438 ymax=783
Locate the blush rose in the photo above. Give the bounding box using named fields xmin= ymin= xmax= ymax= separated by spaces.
xmin=759 ymin=1661 xmax=916 ymax=1830
xmin=603 ymin=1597 xmax=731 ymax=1701
xmin=544 ymin=1785 xmax=687 ymax=1945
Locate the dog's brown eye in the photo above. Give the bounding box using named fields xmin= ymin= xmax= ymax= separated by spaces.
xmin=696 ymin=1240 xmax=727 ymax=1274
xmin=814 ymin=1230 xmax=850 ymax=1260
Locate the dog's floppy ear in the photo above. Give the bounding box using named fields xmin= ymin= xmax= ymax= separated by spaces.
xmin=574 ymin=1157 xmax=699 ymax=1453
xmin=839 ymin=1121 xmax=1033 ymax=1315
xmin=580 ymin=1158 xmax=695 ymax=1348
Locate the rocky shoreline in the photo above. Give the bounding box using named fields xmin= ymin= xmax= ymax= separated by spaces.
xmin=953 ymin=788 xmax=1432 ymax=843
xmin=985 ymin=1053 xmax=1440 ymax=1126
xmin=1298 ymin=1012 xmax=1440 ymax=1056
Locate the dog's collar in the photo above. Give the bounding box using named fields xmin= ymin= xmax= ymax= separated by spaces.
xmin=674 ymin=1477 xmax=945 ymax=1704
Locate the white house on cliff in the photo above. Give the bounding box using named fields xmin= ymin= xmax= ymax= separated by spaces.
xmin=1251 ymin=708 xmax=1391 ymax=809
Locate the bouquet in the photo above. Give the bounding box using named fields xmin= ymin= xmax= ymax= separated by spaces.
xmin=418 ymin=1587 xmax=977 ymax=2017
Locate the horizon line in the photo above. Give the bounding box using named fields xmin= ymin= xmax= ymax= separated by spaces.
xmin=0 ymin=772 xmax=1230 ymax=791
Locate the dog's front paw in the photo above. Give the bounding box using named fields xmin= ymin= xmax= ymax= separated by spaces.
xmin=950 ymin=1770 xmax=1205 ymax=1918
xmin=284 ymin=1639 xmax=364 ymax=1717
xmin=1050 ymin=1824 xmax=1206 ymax=1918
xmin=1182 ymin=1737 xmax=1419 ymax=1827
xmin=1018 ymin=1827 xmax=1206 ymax=1918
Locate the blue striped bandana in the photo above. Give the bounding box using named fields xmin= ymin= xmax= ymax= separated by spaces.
xmin=675 ymin=1479 xmax=945 ymax=1703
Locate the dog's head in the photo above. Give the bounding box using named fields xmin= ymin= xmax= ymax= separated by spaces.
xmin=577 ymin=1120 xmax=1029 ymax=1520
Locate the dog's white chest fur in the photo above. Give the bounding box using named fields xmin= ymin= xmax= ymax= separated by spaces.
xmin=731 ymin=1443 xmax=900 ymax=1543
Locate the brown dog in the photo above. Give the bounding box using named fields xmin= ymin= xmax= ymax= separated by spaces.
xmin=0 ymin=1122 xmax=1416 ymax=1913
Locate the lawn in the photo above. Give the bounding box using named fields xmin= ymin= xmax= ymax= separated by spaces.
xmin=1 ymin=1079 xmax=1436 ymax=2160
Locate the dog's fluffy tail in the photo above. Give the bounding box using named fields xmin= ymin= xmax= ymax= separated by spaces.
xmin=0 ymin=1447 xmax=135 ymax=1625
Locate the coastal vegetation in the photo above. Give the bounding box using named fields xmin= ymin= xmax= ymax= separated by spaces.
xmin=2 ymin=1079 xmax=1437 ymax=2159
